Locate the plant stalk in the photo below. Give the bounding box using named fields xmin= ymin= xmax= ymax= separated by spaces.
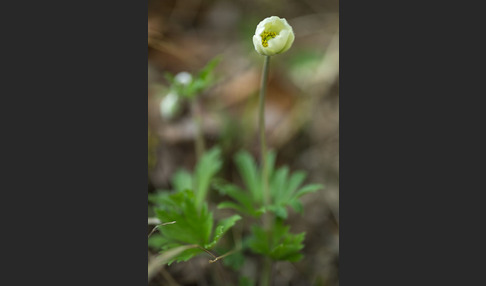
xmin=259 ymin=55 xmax=271 ymax=210
xmin=258 ymin=55 xmax=273 ymax=286
xmin=191 ymin=98 xmax=206 ymax=160
xmin=260 ymin=256 xmax=272 ymax=286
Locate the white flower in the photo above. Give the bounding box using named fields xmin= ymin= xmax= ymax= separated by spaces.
xmin=160 ymin=91 xmax=181 ymax=119
xmin=252 ymin=16 xmax=295 ymax=56
xmin=174 ymin=72 xmax=192 ymax=86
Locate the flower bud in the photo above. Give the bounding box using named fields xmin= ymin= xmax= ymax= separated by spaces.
xmin=174 ymin=72 xmax=192 ymax=86
xmin=160 ymin=91 xmax=181 ymax=120
xmin=252 ymin=16 xmax=295 ymax=56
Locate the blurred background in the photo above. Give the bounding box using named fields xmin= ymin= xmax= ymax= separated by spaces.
xmin=148 ymin=0 xmax=338 ymax=285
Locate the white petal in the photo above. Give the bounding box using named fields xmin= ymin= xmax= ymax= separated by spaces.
xmin=267 ymin=30 xmax=288 ymax=54
xmin=281 ymin=29 xmax=295 ymax=53
xmin=253 ymin=35 xmax=265 ymax=55
xmin=255 ymin=24 xmax=265 ymax=36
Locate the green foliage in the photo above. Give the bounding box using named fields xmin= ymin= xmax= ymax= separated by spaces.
xmin=149 ymin=146 xmax=222 ymax=210
xmin=148 ymin=233 xmax=165 ymax=249
xmin=216 ymin=150 xmax=323 ymax=219
xmin=149 ymin=145 xmax=323 ymax=269
xmin=247 ymin=220 xmax=306 ymax=262
xmin=238 ymin=276 xmax=255 ymax=286
xmin=213 ymin=150 xmax=323 ymax=263
xmin=189 ymin=56 xmax=221 ymax=96
xmin=205 ymin=214 xmax=242 ymax=249
xmin=165 ymin=56 xmax=221 ymax=100
xmin=194 ymin=147 xmax=223 ymax=209
xmin=269 ymin=167 xmax=323 ymax=219
xmin=171 ymin=169 xmax=193 ymax=193
xmin=148 ymin=245 xmax=199 ymax=280
xmin=151 ymin=190 xmax=241 ymax=264
xmin=154 ymin=190 xmax=213 ymax=246
xmin=222 ymin=250 xmax=246 ymax=270
xmin=148 ymin=146 xmax=240 ymax=264
xmin=149 ymin=148 xmax=322 ymax=265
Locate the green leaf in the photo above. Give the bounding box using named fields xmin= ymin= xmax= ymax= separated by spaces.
xmin=234 ymin=151 xmax=261 ymax=203
xmin=271 ymin=230 xmax=305 ymax=261
xmin=172 ymin=169 xmax=193 ymax=192
xmin=148 ymin=191 xmax=170 ymax=205
xmin=148 ymin=245 xmax=199 ymax=279
xmin=154 ymin=191 xmax=213 ymax=246
xmin=182 ymin=56 xmax=222 ymax=98
xmin=223 ymin=250 xmax=245 ymax=271
xmin=292 ymin=184 xmax=324 ymax=200
xmin=185 ymin=78 xmax=205 ymax=98
xmin=214 ymin=182 xmax=254 ymax=214
xmin=238 ymin=276 xmax=255 ymax=286
xmin=164 ymin=56 xmax=222 ymax=99
xmin=163 ymin=72 xmax=175 ymax=84
xmin=194 ymin=147 xmax=222 ymax=209
xmin=286 ymin=171 xmax=307 ymax=199
xmin=148 ymin=233 xmax=166 ymax=249
xmin=213 ymin=150 xmax=321 ymax=221
xmin=152 ymin=190 xmax=238 ymax=264
xmin=266 ymin=161 xmax=323 ymax=218
xmin=265 ymin=150 xmax=277 ymax=184
xmin=198 ymin=56 xmax=221 ymax=81
xmin=247 ymin=225 xmax=270 ymax=255
xmin=168 ymin=247 xmax=203 ymax=264
xmin=247 ymin=221 xmax=306 ymax=262
xmin=288 ymin=199 xmax=304 ymax=214
xmin=270 ymin=166 xmax=289 ymax=203
xmin=217 ymin=201 xmax=248 ymax=215
xmin=205 ymin=214 xmax=241 ymax=249
xmin=267 ymin=205 xmax=288 ymax=219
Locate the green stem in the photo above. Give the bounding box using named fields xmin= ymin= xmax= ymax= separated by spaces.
xmin=260 ymin=256 xmax=272 ymax=286
xmin=259 ymin=55 xmax=270 ymax=209
xmin=191 ymin=98 xmax=206 ymax=161
xmin=258 ymin=55 xmax=273 ymax=286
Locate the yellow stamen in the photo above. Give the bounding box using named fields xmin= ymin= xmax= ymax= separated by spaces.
xmin=260 ymin=31 xmax=277 ymax=47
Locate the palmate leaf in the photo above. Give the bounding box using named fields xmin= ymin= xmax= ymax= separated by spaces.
xmin=217 ymin=149 xmax=321 ymax=219
xmin=204 ymin=214 xmax=242 ymax=249
xmin=150 ymin=146 xmax=222 ymax=208
xmin=247 ymin=220 xmax=306 ymax=262
xmin=194 ymin=147 xmax=222 ymax=208
xmin=154 ymin=190 xmax=213 ymax=247
xmin=216 ymin=150 xmax=275 ymax=217
xmin=172 ymin=169 xmax=193 ymax=192
xmin=153 ymin=190 xmax=240 ymax=264
xmin=268 ymin=165 xmax=324 ymax=218
xmin=234 ymin=151 xmax=261 ymax=203
xmin=214 ymin=180 xmax=264 ymax=217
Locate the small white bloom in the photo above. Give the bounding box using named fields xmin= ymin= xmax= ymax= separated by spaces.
xmin=252 ymin=16 xmax=295 ymax=56
xmin=174 ymin=72 xmax=193 ymax=86
xmin=160 ymin=91 xmax=181 ymax=119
